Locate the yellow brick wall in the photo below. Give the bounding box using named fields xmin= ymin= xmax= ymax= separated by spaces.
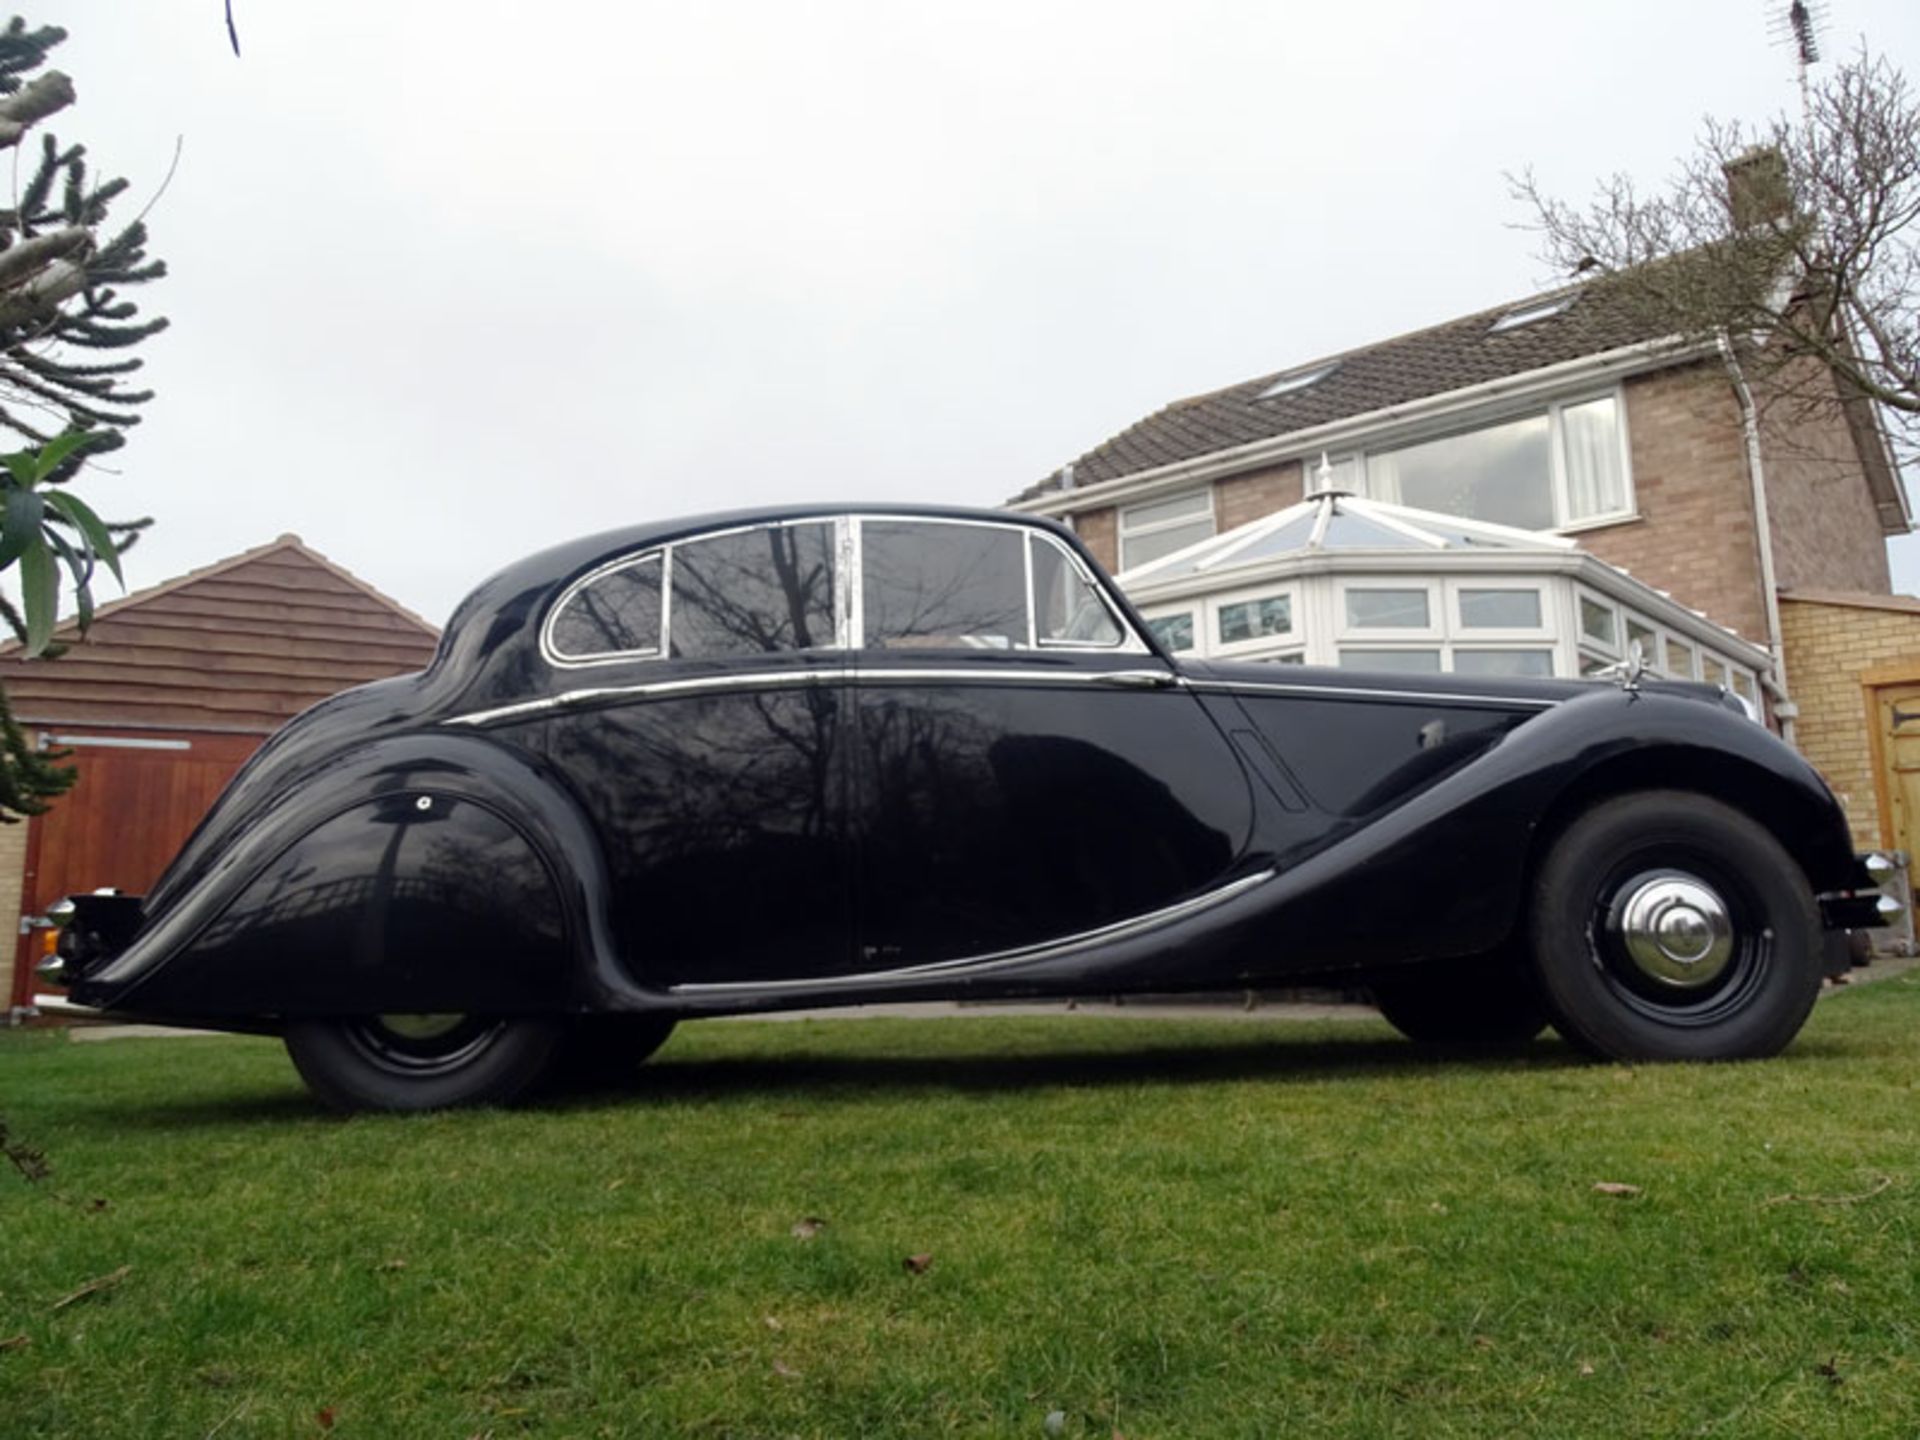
xmin=1780 ymin=598 xmax=1920 ymax=850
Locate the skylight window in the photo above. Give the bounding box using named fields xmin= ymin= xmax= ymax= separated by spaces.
xmin=1258 ymin=361 xmax=1338 ymax=400
xmin=1489 ymin=295 xmax=1574 ymax=333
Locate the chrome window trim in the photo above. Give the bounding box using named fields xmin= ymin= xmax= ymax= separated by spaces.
xmin=540 ymin=512 xmax=1145 ymax=673
xmin=1028 ymin=530 xmax=1133 ymax=651
xmin=539 ymin=516 xmax=841 ymax=671
xmin=669 ymin=867 xmax=1277 ymax=996
xmin=540 ymin=549 xmax=667 ymax=669
xmin=851 ymin=512 xmax=1148 ymax=656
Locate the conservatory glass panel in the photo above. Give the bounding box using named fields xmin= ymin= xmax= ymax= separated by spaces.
xmin=1458 ymin=588 xmax=1542 ymax=630
xmin=1453 ymin=648 xmax=1555 ymax=677
xmin=1338 ymin=648 xmax=1443 ymax=673
xmin=1345 ymin=588 xmax=1431 ymax=629
xmin=1579 ymin=596 xmax=1617 ymax=648
xmin=1146 ymin=612 xmax=1195 ymax=652
xmin=1218 ymin=595 xmax=1292 ymax=644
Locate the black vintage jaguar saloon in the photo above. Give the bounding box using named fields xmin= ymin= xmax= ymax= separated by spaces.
xmin=43 ymin=505 xmax=1887 ymax=1109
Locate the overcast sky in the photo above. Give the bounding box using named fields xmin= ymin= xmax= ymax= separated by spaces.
xmin=25 ymin=0 xmax=1920 ymax=626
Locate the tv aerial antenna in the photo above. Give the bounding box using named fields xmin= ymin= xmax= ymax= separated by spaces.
xmin=1767 ymin=1 xmax=1826 ymax=120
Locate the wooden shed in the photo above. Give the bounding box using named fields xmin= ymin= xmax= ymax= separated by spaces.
xmin=0 ymin=535 xmax=440 ymax=1014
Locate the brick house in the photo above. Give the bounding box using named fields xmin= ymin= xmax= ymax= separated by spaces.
xmin=1006 ymin=279 xmax=1915 ymax=852
xmin=0 ymin=535 xmax=439 ymax=1015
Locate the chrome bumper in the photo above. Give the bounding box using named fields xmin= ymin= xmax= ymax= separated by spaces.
xmin=30 ymin=992 xmax=108 ymax=1023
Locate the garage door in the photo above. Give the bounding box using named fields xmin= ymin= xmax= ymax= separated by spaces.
xmin=11 ymin=729 xmax=264 ymax=1009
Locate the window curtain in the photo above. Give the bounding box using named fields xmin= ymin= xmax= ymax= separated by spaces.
xmin=1561 ymin=397 xmax=1624 ymax=521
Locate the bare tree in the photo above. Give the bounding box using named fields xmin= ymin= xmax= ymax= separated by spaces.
xmin=1512 ymin=46 xmax=1919 ymax=468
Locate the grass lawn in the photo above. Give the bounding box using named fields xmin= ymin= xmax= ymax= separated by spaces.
xmin=3 ymin=980 xmax=1919 ymax=1439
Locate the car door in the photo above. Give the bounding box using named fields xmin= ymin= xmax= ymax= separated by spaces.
xmin=847 ymin=517 xmax=1257 ymax=974
xmin=533 ymin=518 xmax=856 ymax=987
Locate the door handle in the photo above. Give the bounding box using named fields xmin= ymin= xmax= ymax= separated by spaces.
xmin=1094 ymin=670 xmax=1177 ymax=689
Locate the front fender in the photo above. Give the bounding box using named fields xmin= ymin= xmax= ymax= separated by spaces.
xmin=1226 ymin=684 xmax=1859 ymax=974
xmin=71 ymin=732 xmax=642 ymax=1019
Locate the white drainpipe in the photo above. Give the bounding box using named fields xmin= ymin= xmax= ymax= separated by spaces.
xmin=1716 ymin=330 xmax=1795 ymax=746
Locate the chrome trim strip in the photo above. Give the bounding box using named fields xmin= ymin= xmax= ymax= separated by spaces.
xmin=670 ymin=867 xmax=1277 ymax=996
xmin=445 ymin=664 xmax=1184 ymax=727
xmin=1186 ymin=678 xmax=1560 ymax=709
xmin=448 ymin=667 xmax=1558 ymax=728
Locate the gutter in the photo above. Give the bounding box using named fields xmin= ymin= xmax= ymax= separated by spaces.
xmin=1716 ymin=330 xmax=1795 ymax=746
xmin=1015 ymin=334 xmax=1712 ymax=517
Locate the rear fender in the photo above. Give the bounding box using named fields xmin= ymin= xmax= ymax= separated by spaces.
xmin=74 ymin=733 xmax=637 ymax=1018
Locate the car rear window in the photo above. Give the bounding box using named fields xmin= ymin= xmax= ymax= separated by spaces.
xmin=548 ymin=554 xmax=663 ymax=660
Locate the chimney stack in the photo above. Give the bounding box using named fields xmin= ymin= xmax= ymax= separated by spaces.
xmin=1724 ymin=145 xmax=1792 ymax=229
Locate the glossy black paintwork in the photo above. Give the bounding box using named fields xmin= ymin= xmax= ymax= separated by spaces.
xmin=64 ymin=503 xmax=1867 ymax=1027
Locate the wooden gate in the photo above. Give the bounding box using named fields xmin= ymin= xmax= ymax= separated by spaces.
xmin=10 ymin=728 xmax=263 ymax=1009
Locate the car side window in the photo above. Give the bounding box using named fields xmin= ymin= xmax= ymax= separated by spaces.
xmin=670 ymin=522 xmax=836 ymax=659
xmin=549 ymin=554 xmax=663 ymax=660
xmin=861 ymin=521 xmax=1028 ymax=650
xmin=1031 ymin=535 xmax=1123 ymax=647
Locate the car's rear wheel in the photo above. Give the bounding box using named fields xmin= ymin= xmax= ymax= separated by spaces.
xmin=1369 ymin=953 xmax=1548 ymax=1047
xmin=1528 ymin=790 xmax=1823 ymax=1061
xmin=284 ymin=1013 xmax=563 ymax=1112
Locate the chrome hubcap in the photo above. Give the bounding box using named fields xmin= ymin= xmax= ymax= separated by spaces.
xmin=1611 ymin=873 xmax=1734 ymax=988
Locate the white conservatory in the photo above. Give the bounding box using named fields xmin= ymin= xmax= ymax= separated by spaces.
xmin=1118 ymin=490 xmax=1768 ymax=706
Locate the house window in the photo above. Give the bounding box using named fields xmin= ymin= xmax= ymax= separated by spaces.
xmin=1578 ymin=595 xmax=1618 ymax=650
xmin=1119 ymin=489 xmax=1215 ymax=571
xmin=1259 ymin=362 xmax=1339 ymax=399
xmin=1217 ymin=594 xmax=1292 ymax=645
xmin=1370 ymin=413 xmax=1554 ymax=530
xmin=1666 ymin=638 xmax=1697 ymax=679
xmin=1458 ymin=587 xmax=1542 ymax=630
xmin=1489 ymin=295 xmax=1575 ymax=332
xmin=1345 ymin=587 xmax=1431 ymax=629
xmin=1145 ymin=611 xmax=1195 ymax=653
xmin=1625 ymin=617 xmax=1661 ymax=671
xmin=1361 ymin=392 xmax=1630 ymax=532
xmin=1453 ymin=648 xmax=1555 ymax=677
xmin=1338 ymin=648 xmax=1442 ymax=673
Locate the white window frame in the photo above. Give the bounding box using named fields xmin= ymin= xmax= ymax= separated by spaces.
xmin=1335 ymin=578 xmax=1442 ymax=640
xmin=1141 ymin=606 xmax=1199 ymax=654
xmin=1354 ymin=388 xmax=1635 ymax=535
xmin=1447 ymin=645 xmax=1560 ymax=679
xmin=1549 ymin=391 xmax=1637 ymax=534
xmin=1448 ymin=579 xmax=1550 ymax=640
xmin=1118 ymin=487 xmax=1216 ymax=572
xmin=1573 ymin=586 xmax=1621 ymax=656
xmin=1208 ymin=584 xmax=1299 ymax=657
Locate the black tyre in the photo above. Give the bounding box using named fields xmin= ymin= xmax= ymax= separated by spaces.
xmin=1370 ymin=953 xmax=1548 ymax=1046
xmin=552 ymin=1015 xmax=677 ymax=1090
xmin=1528 ymin=790 xmax=1823 ymax=1061
xmin=284 ymin=1013 xmax=563 ymax=1112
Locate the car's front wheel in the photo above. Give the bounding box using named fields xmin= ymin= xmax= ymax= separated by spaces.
xmin=284 ymin=1013 xmax=563 ymax=1112
xmin=1528 ymin=791 xmax=1823 ymax=1061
